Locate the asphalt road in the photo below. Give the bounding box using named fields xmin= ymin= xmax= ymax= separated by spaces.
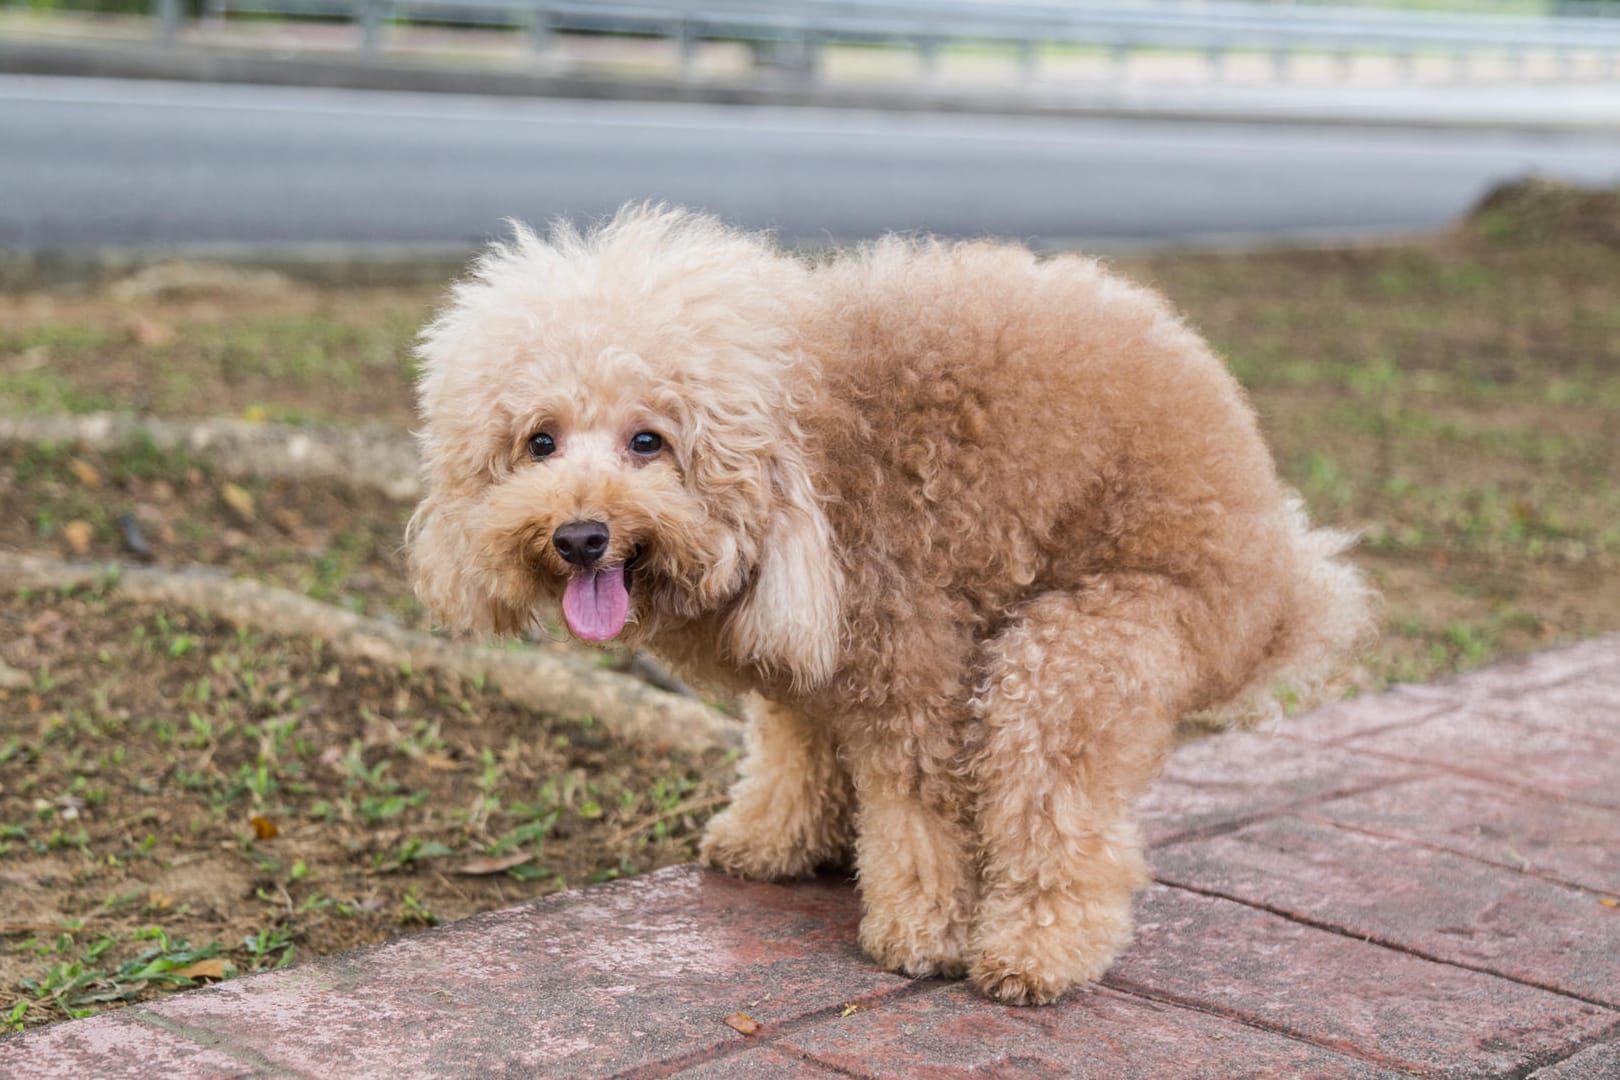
xmin=3 ymin=74 xmax=1619 ymax=251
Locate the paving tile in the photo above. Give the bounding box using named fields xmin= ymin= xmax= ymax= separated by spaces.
xmin=778 ymin=982 xmax=1395 ymax=1079
xmin=1154 ymin=817 xmax=1620 ymax=1007
xmin=666 ymin=1046 xmax=848 ymax=1077
xmin=1279 ymin=687 xmax=1459 ymax=746
xmin=0 ymin=1009 xmax=271 ymax=1079
xmin=1341 ymin=703 xmax=1620 ymax=810
xmin=1531 ymin=1037 xmax=1620 ymax=1079
xmin=1513 ymin=671 xmax=1620 ymax=744
xmin=1394 ymin=637 xmax=1620 ymax=706
xmin=138 ymin=866 xmax=908 ymax=1079
xmin=1140 ymin=729 xmax=1421 ymax=845
xmin=1310 ymin=773 xmax=1620 ymax=894
xmin=1108 ymin=884 xmax=1619 ymax=1079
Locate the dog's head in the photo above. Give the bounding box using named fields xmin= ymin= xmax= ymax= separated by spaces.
xmin=407 ymin=205 xmax=842 ymax=689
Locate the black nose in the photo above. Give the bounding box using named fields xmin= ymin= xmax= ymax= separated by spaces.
xmin=553 ymin=520 xmax=610 ymax=567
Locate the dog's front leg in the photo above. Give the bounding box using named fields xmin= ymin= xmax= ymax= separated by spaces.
xmin=842 ymin=709 xmax=978 ymax=980
xmin=701 ymin=696 xmax=854 ymax=881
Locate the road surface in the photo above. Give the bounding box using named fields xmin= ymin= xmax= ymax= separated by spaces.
xmin=3 ymin=74 xmax=1618 ymax=250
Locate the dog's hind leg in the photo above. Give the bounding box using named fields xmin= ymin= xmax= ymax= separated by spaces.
xmin=700 ymin=696 xmax=854 ymax=881
xmin=966 ymin=576 xmax=1197 ymax=1005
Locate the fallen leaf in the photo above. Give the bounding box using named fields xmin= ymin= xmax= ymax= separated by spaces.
xmin=62 ymin=519 xmax=94 ymax=556
xmin=455 ymin=852 xmax=534 ymax=876
xmin=418 ymin=751 xmax=460 ymax=772
xmin=250 ymin=816 xmax=279 ymax=840
xmin=174 ymin=958 xmax=229 ymax=980
xmin=722 ymin=1013 xmax=760 ymax=1036
xmin=220 ymin=483 xmax=256 ymax=523
xmin=147 ymin=891 xmax=174 ymax=910
xmin=68 ymin=458 xmax=102 ymax=488
xmin=1602 ymin=897 xmax=1618 ymax=909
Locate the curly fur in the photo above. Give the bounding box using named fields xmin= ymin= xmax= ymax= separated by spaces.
xmin=409 ymin=204 xmax=1376 ymax=1006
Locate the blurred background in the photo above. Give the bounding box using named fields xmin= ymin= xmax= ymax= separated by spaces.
xmin=2 ymin=0 xmax=1618 ymax=1032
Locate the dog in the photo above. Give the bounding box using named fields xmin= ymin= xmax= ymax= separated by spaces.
xmin=407 ymin=205 xmax=1373 ymax=1005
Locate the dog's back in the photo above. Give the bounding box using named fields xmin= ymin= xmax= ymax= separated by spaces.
xmin=798 ymin=237 xmax=1373 ymax=723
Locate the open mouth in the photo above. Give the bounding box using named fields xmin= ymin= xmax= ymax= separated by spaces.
xmin=560 ymin=546 xmax=643 ymax=642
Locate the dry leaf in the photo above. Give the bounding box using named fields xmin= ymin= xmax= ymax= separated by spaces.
xmin=1602 ymin=897 xmax=1618 ymax=909
xmin=455 ymin=852 xmax=533 ymax=876
xmin=722 ymin=1013 xmax=760 ymax=1036
xmin=250 ymin=816 xmax=280 ymax=840
xmin=147 ymin=891 xmax=174 ymax=910
xmin=62 ymin=520 xmax=94 ymax=556
xmin=220 ymin=483 xmax=256 ymax=523
xmin=419 ymin=751 xmax=460 ymax=772
xmin=174 ymin=958 xmax=228 ymax=980
xmin=68 ymin=458 xmax=102 ymax=488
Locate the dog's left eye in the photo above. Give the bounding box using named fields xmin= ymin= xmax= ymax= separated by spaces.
xmin=629 ymin=432 xmax=663 ymax=455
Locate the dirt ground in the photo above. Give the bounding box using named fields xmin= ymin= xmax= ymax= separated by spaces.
xmin=3 ymin=179 xmax=1618 ymax=1030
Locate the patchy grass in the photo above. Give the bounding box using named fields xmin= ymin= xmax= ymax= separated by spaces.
xmin=0 ymin=588 xmax=732 ymax=1030
xmin=0 ymin=277 xmax=431 ymax=427
xmin=3 ymin=181 xmax=1619 ymax=1027
xmin=0 ymin=440 xmax=423 ymax=627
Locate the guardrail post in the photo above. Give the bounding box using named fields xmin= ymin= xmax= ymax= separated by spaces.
xmin=358 ymin=0 xmax=383 ymax=53
xmin=751 ymin=33 xmax=817 ymax=84
xmin=918 ymin=36 xmax=940 ymax=78
xmin=676 ymin=18 xmax=698 ymax=78
xmin=155 ymin=0 xmax=181 ymax=44
xmin=1017 ymin=38 xmax=1038 ymax=79
xmin=1109 ymin=43 xmax=1128 ymax=81
xmin=528 ymin=6 xmax=552 ymax=57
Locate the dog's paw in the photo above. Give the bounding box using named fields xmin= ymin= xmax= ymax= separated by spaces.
xmin=857 ymin=908 xmax=970 ymax=980
xmin=968 ymin=965 xmax=1073 ymax=1008
xmin=698 ymin=808 xmax=819 ymax=882
xmin=967 ymin=893 xmax=1131 ymax=1006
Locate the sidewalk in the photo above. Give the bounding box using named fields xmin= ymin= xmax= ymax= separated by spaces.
xmin=3 ymin=635 xmax=1618 ymax=1078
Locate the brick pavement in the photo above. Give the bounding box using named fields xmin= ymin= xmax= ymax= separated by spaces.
xmin=4 ymin=635 xmax=1618 ymax=1078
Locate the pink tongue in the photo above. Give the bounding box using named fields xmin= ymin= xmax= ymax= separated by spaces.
xmin=561 ymin=563 xmax=630 ymax=641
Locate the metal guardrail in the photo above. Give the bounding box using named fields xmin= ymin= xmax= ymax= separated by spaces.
xmin=158 ymin=0 xmax=1620 ymax=81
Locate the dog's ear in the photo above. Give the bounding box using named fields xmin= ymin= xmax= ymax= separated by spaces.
xmin=407 ymin=486 xmax=531 ymax=637
xmin=725 ymin=445 xmax=843 ymax=691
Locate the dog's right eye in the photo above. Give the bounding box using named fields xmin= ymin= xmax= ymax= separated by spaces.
xmin=527 ymin=432 xmax=556 ymax=459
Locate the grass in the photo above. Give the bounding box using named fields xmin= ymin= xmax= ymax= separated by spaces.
xmin=2 ymin=179 xmax=1618 ymax=1027
xmin=1 ymin=588 xmax=732 ymax=1029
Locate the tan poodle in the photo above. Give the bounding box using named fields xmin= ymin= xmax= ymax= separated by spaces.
xmin=408 ymin=205 xmax=1373 ymax=1006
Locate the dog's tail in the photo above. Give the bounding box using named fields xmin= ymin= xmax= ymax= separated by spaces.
xmin=1192 ymin=496 xmax=1379 ymax=730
